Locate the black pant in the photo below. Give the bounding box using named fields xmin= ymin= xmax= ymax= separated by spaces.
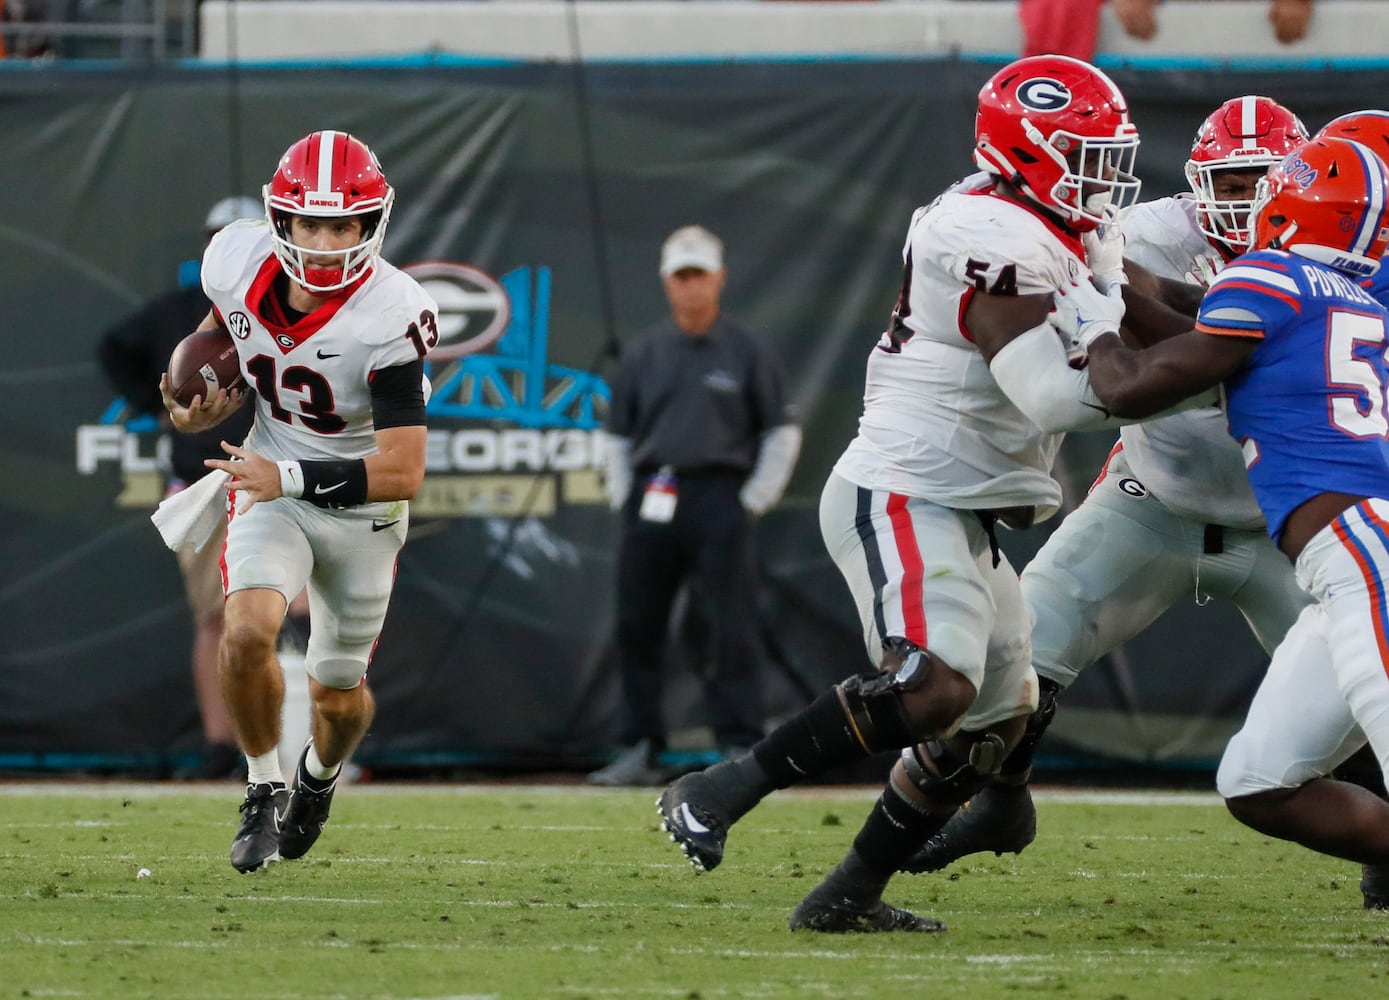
xmin=614 ymin=471 xmax=765 ymax=749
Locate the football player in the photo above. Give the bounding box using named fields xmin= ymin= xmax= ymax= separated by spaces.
xmin=907 ymin=104 xmax=1389 ymax=913
xmin=161 ymin=130 xmax=437 ymax=873
xmin=901 ymin=96 xmax=1310 ymax=864
xmin=657 ymin=54 xmax=1161 ymax=931
xmin=1056 ymin=135 xmax=1389 ymax=879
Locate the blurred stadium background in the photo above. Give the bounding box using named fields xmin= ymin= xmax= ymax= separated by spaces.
xmin=1 ymin=0 xmax=1379 ymax=781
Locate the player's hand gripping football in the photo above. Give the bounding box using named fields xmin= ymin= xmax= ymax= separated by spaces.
xmin=1083 ymin=204 xmax=1127 ymax=293
xmin=1049 ymin=278 xmax=1126 ymax=366
xmin=160 ymin=372 xmax=245 ymax=434
xmin=205 ymin=440 xmax=281 ymax=513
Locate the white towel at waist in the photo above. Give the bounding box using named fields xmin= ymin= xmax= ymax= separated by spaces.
xmin=150 ymin=469 xmax=231 ymax=552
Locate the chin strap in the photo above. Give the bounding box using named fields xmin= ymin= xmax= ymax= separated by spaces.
xmin=1269 ymin=221 xmax=1299 ymax=249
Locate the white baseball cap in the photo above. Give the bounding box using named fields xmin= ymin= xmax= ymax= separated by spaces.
xmin=204 ymin=196 xmax=262 ymax=232
xmin=659 ymin=225 xmax=724 ymax=277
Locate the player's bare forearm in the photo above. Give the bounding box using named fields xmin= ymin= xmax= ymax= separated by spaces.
xmin=1087 ymin=329 xmax=1250 ymax=418
xmin=1123 ymin=263 xmax=1205 ymax=318
xmin=1155 ymin=275 xmax=1205 ymax=317
xmin=1084 ymin=338 xmax=1188 ymax=417
xmin=1119 ymin=287 xmax=1198 ymax=348
xmin=365 ymin=424 xmax=428 ymax=501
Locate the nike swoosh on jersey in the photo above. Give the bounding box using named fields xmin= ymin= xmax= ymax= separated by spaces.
xmin=314 ymin=481 xmax=347 ymax=494
xmin=316 ymin=349 xmax=342 ymax=359
xmin=371 ymin=520 xmax=401 ymax=532
xmin=679 ymin=802 xmax=710 ymax=834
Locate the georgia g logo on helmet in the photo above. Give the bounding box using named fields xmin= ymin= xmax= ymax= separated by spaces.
xmin=1016 ymin=77 xmax=1073 ymax=113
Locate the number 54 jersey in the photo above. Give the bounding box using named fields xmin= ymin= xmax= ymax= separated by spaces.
xmin=202 ymin=219 xmax=438 ymax=464
xmin=834 ymin=181 xmax=1089 ymax=522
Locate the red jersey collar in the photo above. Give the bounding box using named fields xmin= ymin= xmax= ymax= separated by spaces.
xmin=244 ymin=254 xmax=369 ymax=353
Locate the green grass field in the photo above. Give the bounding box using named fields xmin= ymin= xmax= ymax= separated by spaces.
xmin=2 ymin=782 xmax=1386 ymax=999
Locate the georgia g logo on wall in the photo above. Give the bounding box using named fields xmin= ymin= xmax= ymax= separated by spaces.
xmin=1017 ymin=77 xmax=1073 ymax=112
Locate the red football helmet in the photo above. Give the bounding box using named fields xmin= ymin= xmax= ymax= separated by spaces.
xmin=1316 ymin=110 xmax=1389 ymax=165
xmin=1185 ymin=96 xmax=1307 ymax=254
xmin=1251 ymin=136 xmax=1389 ymax=277
xmin=974 ymin=55 xmax=1141 ymax=231
xmin=263 ymin=130 xmax=395 ymax=293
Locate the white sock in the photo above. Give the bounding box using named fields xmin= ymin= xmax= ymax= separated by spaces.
xmin=305 ymin=742 xmax=341 ymax=784
xmin=245 ymin=751 xmax=283 ymax=787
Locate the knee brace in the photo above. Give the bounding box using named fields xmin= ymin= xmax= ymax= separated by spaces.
xmin=993 ymin=675 xmax=1062 ymax=779
xmin=900 ymin=732 xmax=1007 ymax=808
xmin=307 ymin=655 xmax=367 ymax=690
xmin=1032 ymin=676 xmax=1061 ymax=735
xmin=836 ymin=638 xmax=938 ymax=753
xmin=304 ymin=621 xmax=377 ymax=689
xmin=1021 ymin=675 xmax=1062 ymax=749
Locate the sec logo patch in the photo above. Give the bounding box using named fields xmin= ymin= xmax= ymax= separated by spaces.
xmin=227 ymin=311 xmax=252 ymax=341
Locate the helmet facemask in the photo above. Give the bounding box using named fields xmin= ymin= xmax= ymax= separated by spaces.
xmin=1247 ymin=175 xmax=1287 ymax=248
xmin=1025 ymin=122 xmax=1141 ymax=226
xmin=1187 ymin=159 xmax=1279 ymax=254
xmin=265 ymin=198 xmax=393 ymax=294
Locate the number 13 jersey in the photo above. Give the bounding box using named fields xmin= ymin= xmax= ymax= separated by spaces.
xmin=202 ymin=219 xmax=437 ymax=464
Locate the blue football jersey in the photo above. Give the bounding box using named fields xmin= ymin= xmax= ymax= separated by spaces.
xmin=1196 ymin=249 xmax=1389 ymax=545
xmin=1364 ymin=266 xmax=1389 ymax=308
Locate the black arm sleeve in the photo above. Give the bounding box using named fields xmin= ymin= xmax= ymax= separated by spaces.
xmin=370 ymin=359 xmax=427 ymax=429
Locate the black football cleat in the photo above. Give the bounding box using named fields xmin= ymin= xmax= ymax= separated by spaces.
xmin=657 ymin=772 xmax=731 ymax=873
xmin=900 ymin=782 xmax=1037 ymax=873
xmin=230 ymin=782 xmax=288 ymax=873
xmin=279 ymin=751 xmax=339 ymax=861
xmin=1361 ymin=863 xmax=1389 ymax=910
xmin=789 ymin=884 xmax=945 ymax=934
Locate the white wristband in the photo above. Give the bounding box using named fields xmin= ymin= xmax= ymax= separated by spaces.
xmin=277 ymin=460 xmax=305 ymax=499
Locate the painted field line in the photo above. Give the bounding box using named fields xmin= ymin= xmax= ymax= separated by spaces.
xmin=0 ymin=782 xmax=1224 ymax=806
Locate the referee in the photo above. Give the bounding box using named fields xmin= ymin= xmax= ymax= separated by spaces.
xmin=590 ymin=225 xmax=802 ymax=786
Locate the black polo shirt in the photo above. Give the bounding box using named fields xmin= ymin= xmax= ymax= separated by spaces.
xmin=606 ymin=315 xmax=795 ymax=475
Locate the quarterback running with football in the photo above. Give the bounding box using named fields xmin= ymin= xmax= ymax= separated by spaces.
xmin=161 ymin=130 xmax=437 ymax=873
xmin=657 ymin=55 xmax=1163 ymax=931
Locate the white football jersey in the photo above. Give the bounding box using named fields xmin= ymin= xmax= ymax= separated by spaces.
xmin=1115 ymin=196 xmax=1265 ymax=529
xmin=1117 ymin=195 xmax=1212 ymax=278
xmin=203 ymin=220 xmax=437 ymax=465
xmin=833 ymin=183 xmax=1088 ymax=521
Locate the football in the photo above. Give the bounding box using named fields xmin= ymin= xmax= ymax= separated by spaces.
xmin=168 ymin=327 xmax=245 ymax=408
